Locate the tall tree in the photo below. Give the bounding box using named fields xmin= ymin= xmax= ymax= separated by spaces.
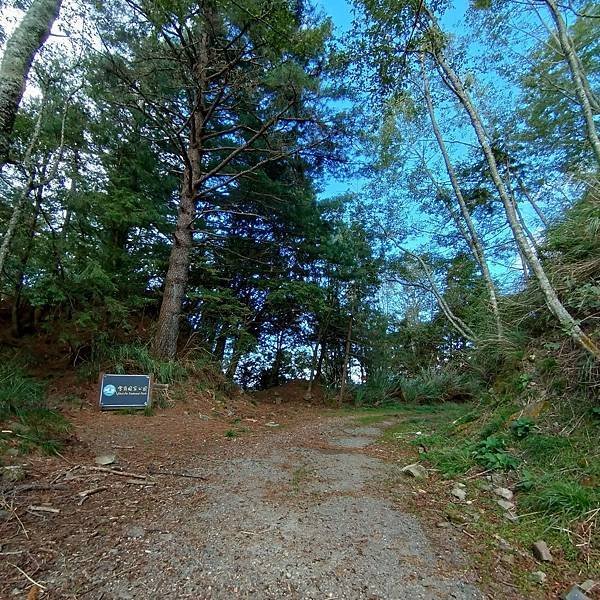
xmin=94 ymin=0 xmax=333 ymax=359
xmin=0 ymin=0 xmax=62 ymax=167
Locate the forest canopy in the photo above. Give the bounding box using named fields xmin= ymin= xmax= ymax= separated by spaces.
xmin=0 ymin=0 xmax=598 ymax=399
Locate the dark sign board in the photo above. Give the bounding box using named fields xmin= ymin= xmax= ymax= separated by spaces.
xmin=99 ymin=373 xmax=152 ymax=410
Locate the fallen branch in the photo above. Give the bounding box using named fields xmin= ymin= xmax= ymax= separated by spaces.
xmin=148 ymin=469 xmax=207 ymax=480
xmin=86 ymin=466 xmax=147 ymax=479
xmin=76 ymin=486 xmax=108 ymax=505
xmin=124 ymin=479 xmax=156 ymax=486
xmin=14 ymin=483 xmax=68 ymax=493
xmin=27 ymin=505 xmax=60 ymax=514
xmin=8 ymin=562 xmax=46 ymax=590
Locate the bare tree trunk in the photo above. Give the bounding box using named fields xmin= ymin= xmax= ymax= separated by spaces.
xmin=225 ymin=333 xmax=241 ymax=380
xmin=544 ymin=0 xmax=600 ymax=164
xmin=306 ymin=329 xmax=322 ymax=398
xmin=11 ymin=185 xmax=43 ymax=335
xmin=213 ymin=331 xmax=227 ymax=364
xmin=151 ymin=173 xmax=196 ymax=359
xmin=0 ymin=98 xmax=46 ymax=280
xmin=338 ymin=296 xmax=355 ymax=406
xmin=421 ymin=54 xmax=503 ymax=340
xmin=404 ymin=246 xmax=477 ymax=343
xmin=432 ymin=43 xmax=600 ymax=359
xmin=518 ymin=178 xmax=550 ymax=227
xmin=314 ymin=340 xmax=325 ymax=383
xmin=0 ymin=0 xmax=62 ymax=168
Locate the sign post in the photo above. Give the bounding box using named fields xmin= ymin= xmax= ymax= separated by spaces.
xmin=99 ymin=373 xmax=152 ymax=410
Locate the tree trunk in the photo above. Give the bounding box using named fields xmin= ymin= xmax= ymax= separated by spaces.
xmin=314 ymin=340 xmax=325 ymax=383
xmin=151 ymin=174 xmax=196 ymax=360
xmin=518 ymin=178 xmax=549 ymax=227
xmin=11 ymin=186 xmax=43 ymax=335
xmin=544 ymin=0 xmax=600 ymax=164
xmin=225 ymin=333 xmax=241 ymax=380
xmin=338 ymin=297 xmax=355 ymax=406
xmin=421 ymin=54 xmax=503 ymax=340
xmin=403 ymin=246 xmax=477 ymax=342
xmin=213 ymin=331 xmax=227 ymax=364
xmin=306 ymin=329 xmax=322 ymax=397
xmin=270 ymin=330 xmax=285 ymax=387
xmin=0 ymin=0 xmax=62 ymax=168
xmin=432 ymin=43 xmax=600 ymax=359
xmin=152 ymin=25 xmax=208 ymax=360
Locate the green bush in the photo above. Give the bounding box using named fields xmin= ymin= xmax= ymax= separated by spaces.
xmin=473 ymin=436 xmax=518 ymax=471
xmin=0 ymin=362 xmax=46 ymax=419
xmin=399 ymin=368 xmax=483 ymax=404
xmin=0 ymin=362 xmax=71 ymax=455
xmin=104 ymin=344 xmax=188 ymax=384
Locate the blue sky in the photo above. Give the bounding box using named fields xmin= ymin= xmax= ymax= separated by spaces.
xmin=314 ymin=0 xmax=474 ymax=200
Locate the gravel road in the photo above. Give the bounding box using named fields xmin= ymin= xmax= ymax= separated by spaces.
xmin=44 ymin=416 xmax=486 ymax=599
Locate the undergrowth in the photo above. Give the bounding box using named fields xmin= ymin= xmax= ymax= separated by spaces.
xmin=0 ymin=360 xmax=71 ymax=457
xmin=361 ymin=394 xmax=600 ymax=574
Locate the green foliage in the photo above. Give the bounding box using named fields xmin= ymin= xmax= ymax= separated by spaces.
xmin=511 ymin=417 xmax=535 ymax=439
xmin=104 ymin=344 xmax=188 ymax=384
xmin=0 ymin=361 xmax=71 ymax=455
xmin=10 ymin=408 xmax=72 ymax=455
xmin=399 ymin=368 xmax=483 ymax=404
xmin=522 ymin=480 xmax=599 ymax=520
xmin=473 ymin=436 xmax=519 ymax=471
xmin=0 ymin=361 xmax=46 ymax=419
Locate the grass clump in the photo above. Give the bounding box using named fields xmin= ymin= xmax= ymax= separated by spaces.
xmin=0 ymin=361 xmax=71 ymax=456
xmin=399 ymin=368 xmax=483 ymax=404
xmin=0 ymin=362 xmax=46 ymax=419
xmin=104 ymin=344 xmax=188 ymax=384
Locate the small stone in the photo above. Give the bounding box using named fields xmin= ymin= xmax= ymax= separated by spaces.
xmin=490 ymin=472 xmax=505 ymax=486
xmin=436 ymin=521 xmax=451 ymax=528
xmin=530 ymin=571 xmax=547 ymax=585
xmin=495 ymin=537 xmax=512 ymax=551
xmin=561 ymin=585 xmax=591 ymax=600
xmin=504 ymin=511 xmax=519 ymax=522
xmin=126 ymin=526 xmax=145 ymax=538
xmin=497 ymin=499 xmax=515 ymax=511
xmin=95 ymin=454 xmax=116 ymax=466
xmin=2 ymin=465 xmax=25 ymax=482
xmin=456 ymin=482 xmax=466 ymax=488
xmin=5 ymin=448 xmax=19 ymax=457
xmin=451 ymin=487 xmax=467 ymax=501
xmin=401 ymin=463 xmax=428 ymax=479
xmin=494 ymin=487 xmax=514 ymax=500
xmin=532 ymin=540 xmax=553 ymax=562
xmin=579 ymin=581 xmax=597 ymax=593
xmin=0 ymin=509 xmax=10 ymax=520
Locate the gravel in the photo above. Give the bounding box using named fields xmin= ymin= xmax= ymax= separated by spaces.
xmin=46 ymin=417 xmax=484 ymax=599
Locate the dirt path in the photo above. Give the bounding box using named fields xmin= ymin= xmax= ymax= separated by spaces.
xmin=2 ymin=411 xmax=492 ymax=599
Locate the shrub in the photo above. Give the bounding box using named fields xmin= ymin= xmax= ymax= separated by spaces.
xmin=399 ymin=368 xmax=483 ymax=404
xmin=0 ymin=362 xmax=71 ymax=455
xmin=0 ymin=362 xmax=46 ymax=419
xmin=104 ymin=344 xmax=188 ymax=384
xmin=473 ymin=436 xmax=518 ymax=471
